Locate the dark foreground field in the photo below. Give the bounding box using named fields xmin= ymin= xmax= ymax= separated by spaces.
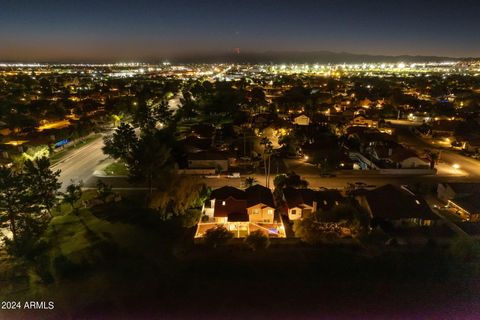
xmin=1 ymin=203 xmax=479 ymax=319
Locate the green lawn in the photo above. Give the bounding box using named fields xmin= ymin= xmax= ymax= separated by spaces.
xmin=103 ymin=161 xmax=129 ymax=176
xmin=0 ymin=200 xmax=181 ymax=311
xmin=52 ymin=189 xmax=98 ymax=216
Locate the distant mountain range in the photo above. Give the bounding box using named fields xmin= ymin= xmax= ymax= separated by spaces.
xmin=1 ymin=50 xmax=476 ymax=65
xmin=172 ymin=50 xmax=474 ymax=64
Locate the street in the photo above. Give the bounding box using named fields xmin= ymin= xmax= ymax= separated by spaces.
xmin=51 ymin=136 xmax=109 ymax=191
xmin=394 ymin=125 xmax=480 ymax=178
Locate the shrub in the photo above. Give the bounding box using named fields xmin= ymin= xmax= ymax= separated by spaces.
xmin=34 ymin=254 xmax=54 ymax=284
xmin=204 ymin=226 xmax=234 ymax=248
xmin=181 ymin=208 xmax=202 ymax=228
xmin=245 ymin=230 xmax=270 ymax=251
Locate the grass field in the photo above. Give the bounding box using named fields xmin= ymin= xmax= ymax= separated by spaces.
xmin=103 ymin=161 xmax=129 ymax=176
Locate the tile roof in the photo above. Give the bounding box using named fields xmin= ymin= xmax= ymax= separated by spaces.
xmin=245 ymin=184 xmax=275 ymax=208
xmin=363 ymin=184 xmax=438 ymax=221
xmin=210 ymin=186 xmax=245 ymax=200
xmin=283 ymin=187 xmax=344 ymax=210
xmin=214 ymin=197 xmax=247 ymax=218
xmin=209 ymin=185 xmax=275 ymax=219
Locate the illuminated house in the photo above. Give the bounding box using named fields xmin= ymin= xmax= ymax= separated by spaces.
xmin=197 ymin=185 xmax=285 ymax=238
xmin=292 ymin=114 xmax=311 ymax=126
xmin=350 ymin=115 xmax=377 ymax=128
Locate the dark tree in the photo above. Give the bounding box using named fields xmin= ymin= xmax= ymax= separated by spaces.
xmin=23 ymin=157 xmax=61 ymax=218
xmin=128 ymin=131 xmax=173 ymax=195
xmin=63 ymin=184 xmax=82 ymax=213
xmin=103 ymin=123 xmax=138 ymax=163
xmin=244 ymin=177 xmax=257 ymax=188
xmin=96 ymin=180 xmax=113 ymax=203
xmin=0 ymin=167 xmax=26 ymax=243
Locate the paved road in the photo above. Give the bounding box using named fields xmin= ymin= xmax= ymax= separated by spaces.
xmin=51 ymin=136 xmax=109 ymax=191
xmin=395 ymin=126 xmax=480 ymax=178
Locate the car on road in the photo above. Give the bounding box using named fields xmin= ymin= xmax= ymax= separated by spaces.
xmin=227 ymin=172 xmax=241 ymax=178
xmin=204 ymin=174 xmax=221 ymax=178
xmin=319 ymin=173 xmax=336 ymax=178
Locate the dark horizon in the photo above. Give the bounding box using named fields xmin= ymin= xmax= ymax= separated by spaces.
xmin=0 ymin=49 xmax=477 ymax=65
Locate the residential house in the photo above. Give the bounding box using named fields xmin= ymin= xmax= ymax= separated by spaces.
xmin=347 ymin=127 xmax=394 ymax=153
xmin=283 ymin=187 xmax=344 ymax=221
xmin=457 ymin=136 xmax=480 ymax=153
xmin=283 ymin=187 xmax=316 ymax=220
xmin=245 ymin=184 xmax=276 ymax=223
xmin=366 ymin=142 xmax=428 ymax=168
xmin=200 ymin=186 xmax=248 ymax=237
xmin=293 ymin=114 xmax=311 ymax=126
xmin=437 ymin=182 xmax=480 ymax=203
xmin=430 ymin=120 xmax=461 ymax=139
xmin=388 ymin=148 xmax=429 ymax=168
xmin=359 ymin=98 xmax=373 ymax=108
xmin=351 ymin=115 xmax=378 ymax=128
xmin=356 ymin=184 xmax=439 ymax=229
xmin=187 ymin=151 xmax=234 ymax=172
xmin=204 ymin=186 xmax=248 ymax=223
xmin=199 ymin=185 xmax=283 ymax=237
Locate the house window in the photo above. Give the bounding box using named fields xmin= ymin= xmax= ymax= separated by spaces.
xmin=323 ymin=200 xmax=327 ymax=205
xmin=268 ymin=209 xmax=273 ymax=215
xmin=222 ymin=201 xmax=226 ymax=206
xmin=291 ymin=209 xmax=297 ymax=215
xmin=253 ymin=209 xmax=260 ymax=214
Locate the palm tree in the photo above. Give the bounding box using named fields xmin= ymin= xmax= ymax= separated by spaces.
xmin=260 ymin=137 xmax=272 ymax=187
xmin=111 ymin=113 xmax=124 ymax=127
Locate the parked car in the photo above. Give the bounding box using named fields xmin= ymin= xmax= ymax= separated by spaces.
xmin=204 ymin=174 xmax=221 ymax=178
xmin=319 ymin=173 xmax=336 ymax=178
xmin=227 ymin=172 xmax=241 ymax=178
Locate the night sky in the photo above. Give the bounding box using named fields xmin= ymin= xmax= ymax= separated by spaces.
xmin=1 ymin=0 xmax=479 ymax=62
